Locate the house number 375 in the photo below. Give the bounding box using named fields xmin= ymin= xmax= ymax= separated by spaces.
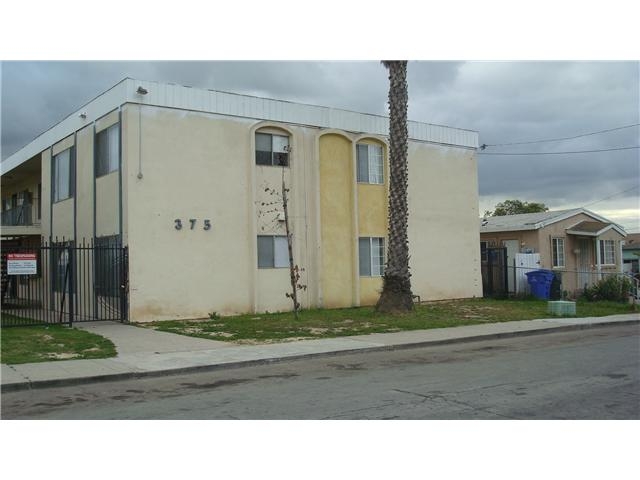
xmin=174 ymin=219 xmax=212 ymax=231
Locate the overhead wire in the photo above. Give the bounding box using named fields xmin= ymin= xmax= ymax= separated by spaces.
xmin=480 ymin=123 xmax=640 ymax=149
xmin=581 ymin=185 xmax=640 ymax=208
xmin=478 ymin=146 xmax=639 ymax=155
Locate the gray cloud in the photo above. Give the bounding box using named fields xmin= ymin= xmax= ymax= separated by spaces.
xmin=2 ymin=60 xmax=639 ymax=230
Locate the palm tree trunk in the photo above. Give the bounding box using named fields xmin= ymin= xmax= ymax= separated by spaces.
xmin=376 ymin=60 xmax=414 ymax=313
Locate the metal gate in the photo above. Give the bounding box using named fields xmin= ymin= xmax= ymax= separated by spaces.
xmin=1 ymin=239 xmax=128 ymax=327
xmin=481 ymin=247 xmax=508 ymax=298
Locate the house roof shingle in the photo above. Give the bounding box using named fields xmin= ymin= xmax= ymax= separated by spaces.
xmin=480 ymin=208 xmax=626 ymax=236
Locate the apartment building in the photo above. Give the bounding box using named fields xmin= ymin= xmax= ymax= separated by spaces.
xmin=1 ymin=78 xmax=482 ymax=321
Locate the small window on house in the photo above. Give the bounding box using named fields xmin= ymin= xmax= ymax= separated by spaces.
xmin=96 ymin=124 xmax=120 ymax=177
xmin=53 ymin=148 xmax=74 ymax=202
xmin=256 ymin=133 xmax=289 ymax=166
xmin=359 ymin=237 xmax=385 ymax=276
xmin=356 ymin=143 xmax=384 ymax=184
xmin=552 ymin=238 xmax=565 ymax=268
xmin=599 ymin=239 xmax=616 ymax=265
xmin=257 ymin=235 xmax=289 ymax=268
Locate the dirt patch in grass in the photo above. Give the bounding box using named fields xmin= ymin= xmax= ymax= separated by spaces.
xmin=133 ymin=298 xmax=634 ymax=345
xmin=1 ymin=325 xmax=117 ymax=365
xmin=43 ymin=352 xmax=80 ymax=360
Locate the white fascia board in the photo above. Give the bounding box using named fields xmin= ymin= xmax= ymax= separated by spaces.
xmin=1 ymin=79 xmax=129 ymax=175
xmin=2 ymin=77 xmax=479 ymax=176
xmin=123 ymin=79 xmax=479 ymax=148
xmin=566 ymin=225 xmax=626 ymax=237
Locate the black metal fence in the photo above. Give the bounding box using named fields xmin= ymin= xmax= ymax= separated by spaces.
xmin=481 ymin=247 xmax=508 ymax=298
xmin=1 ymin=239 xmax=128 ymax=327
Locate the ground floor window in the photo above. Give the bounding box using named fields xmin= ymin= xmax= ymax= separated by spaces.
xmin=257 ymin=235 xmax=289 ymax=268
xmin=359 ymin=237 xmax=385 ymax=276
xmin=599 ymin=239 xmax=616 ymax=265
xmin=552 ymin=238 xmax=565 ymax=268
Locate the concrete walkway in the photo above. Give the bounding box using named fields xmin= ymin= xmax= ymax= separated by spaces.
xmin=2 ymin=313 xmax=638 ymax=392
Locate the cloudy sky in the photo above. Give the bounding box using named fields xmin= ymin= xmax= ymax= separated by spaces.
xmin=2 ymin=60 xmax=639 ymax=231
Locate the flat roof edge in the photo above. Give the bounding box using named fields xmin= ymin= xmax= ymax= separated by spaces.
xmin=2 ymin=77 xmax=479 ymax=173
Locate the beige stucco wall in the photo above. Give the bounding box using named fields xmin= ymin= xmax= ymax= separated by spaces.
xmin=75 ymin=125 xmax=94 ymax=241
xmin=49 ymin=135 xmax=76 ymax=240
xmin=51 ymin=199 xmax=74 ymax=239
xmin=95 ymin=172 xmax=120 ymax=237
xmin=117 ymin=104 xmax=482 ymax=321
xmin=52 ymin=135 xmax=74 ymax=157
xmin=254 ymin=140 xmax=297 ymax=314
xmin=94 ymin=111 xmax=122 ymax=240
xmin=124 ymin=106 xmax=257 ymax=320
xmin=408 ymin=143 xmax=483 ymax=300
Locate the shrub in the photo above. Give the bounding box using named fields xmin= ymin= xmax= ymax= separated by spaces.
xmin=582 ymin=275 xmax=634 ymax=302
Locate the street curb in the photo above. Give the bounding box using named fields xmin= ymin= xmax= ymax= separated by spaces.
xmin=2 ymin=319 xmax=639 ymax=393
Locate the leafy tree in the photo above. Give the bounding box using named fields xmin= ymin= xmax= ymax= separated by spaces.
xmin=486 ymin=199 xmax=549 ymax=217
xmin=376 ymin=61 xmax=414 ymax=313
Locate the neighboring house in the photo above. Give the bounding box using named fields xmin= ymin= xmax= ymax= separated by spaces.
xmin=622 ymin=233 xmax=640 ymax=275
xmin=480 ymin=208 xmax=627 ymax=295
xmin=1 ymin=78 xmax=483 ymax=322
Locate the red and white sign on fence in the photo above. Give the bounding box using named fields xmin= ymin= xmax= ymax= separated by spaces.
xmin=7 ymin=253 xmax=37 ymax=275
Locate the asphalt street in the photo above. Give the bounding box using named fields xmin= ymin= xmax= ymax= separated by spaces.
xmin=2 ymin=324 xmax=638 ymax=419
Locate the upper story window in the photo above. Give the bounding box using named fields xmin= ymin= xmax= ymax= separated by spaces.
xmin=256 ymin=132 xmax=289 ymax=167
xmin=599 ymin=239 xmax=615 ymax=265
xmin=96 ymin=123 xmax=120 ymax=177
xmin=53 ymin=148 xmax=74 ymax=203
xmin=552 ymin=237 xmax=565 ymax=268
xmin=357 ymin=143 xmax=384 ymax=184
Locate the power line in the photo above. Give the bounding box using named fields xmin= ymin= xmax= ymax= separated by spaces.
xmin=478 ymin=146 xmax=639 ymax=155
xmin=480 ymin=123 xmax=640 ymax=149
xmin=581 ymin=185 xmax=640 ymax=208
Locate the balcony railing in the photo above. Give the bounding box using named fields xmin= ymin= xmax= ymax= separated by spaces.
xmin=1 ymin=203 xmax=34 ymax=226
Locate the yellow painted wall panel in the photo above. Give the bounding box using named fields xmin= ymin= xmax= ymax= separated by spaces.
xmin=319 ymin=134 xmax=355 ymax=308
xmin=357 ymin=184 xmax=387 ymax=237
xmin=359 ymin=277 xmax=383 ymax=306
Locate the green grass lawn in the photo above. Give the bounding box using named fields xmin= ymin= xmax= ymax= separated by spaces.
xmin=1 ymin=319 xmax=117 ymax=365
xmin=135 ymin=298 xmax=636 ymax=344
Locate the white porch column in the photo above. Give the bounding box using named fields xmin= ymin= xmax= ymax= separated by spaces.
xmin=619 ymin=240 xmax=625 ymax=274
xmin=595 ymin=237 xmax=602 ymax=280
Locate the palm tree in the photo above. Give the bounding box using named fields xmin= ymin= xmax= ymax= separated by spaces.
xmin=376 ymin=60 xmax=414 ymax=313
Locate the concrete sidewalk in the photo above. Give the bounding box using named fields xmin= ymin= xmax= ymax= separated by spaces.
xmin=2 ymin=313 xmax=638 ymax=392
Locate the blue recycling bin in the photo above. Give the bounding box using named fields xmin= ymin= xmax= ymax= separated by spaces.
xmin=525 ymin=269 xmax=556 ymax=300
